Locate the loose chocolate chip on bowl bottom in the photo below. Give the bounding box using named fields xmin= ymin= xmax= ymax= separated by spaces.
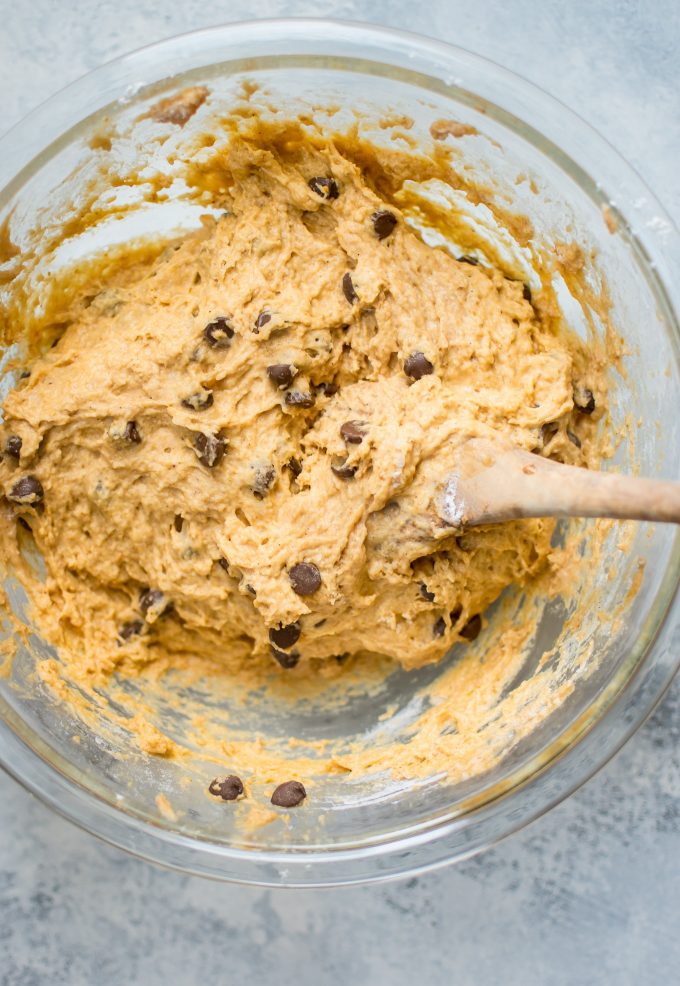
xmin=433 ymin=616 xmax=447 ymax=638
xmin=8 ymin=475 xmax=44 ymax=505
xmin=209 ymin=775 xmax=244 ymax=801
xmin=193 ymin=432 xmax=226 ymax=468
xmin=181 ymin=389 xmax=214 ymax=411
xmin=270 ymin=645 xmax=300 ymax=669
xmin=371 ymin=209 xmax=398 ymax=240
xmin=308 ymin=176 xmax=339 ymax=199
xmin=420 ymin=583 xmax=435 ymax=603
xmin=269 ymin=622 xmax=301 ymax=650
xmin=5 ymin=435 xmax=22 ymax=458
xmin=404 ymin=352 xmax=434 ymax=380
xmin=342 ymin=272 xmax=359 ymax=304
xmin=460 ymin=614 xmax=482 ymax=641
xmin=203 ymin=316 xmax=234 ymax=348
xmin=271 ymin=780 xmax=306 ymax=807
xmin=340 ymin=420 xmax=367 ymax=445
xmin=267 ymin=363 xmax=296 ymax=388
xmin=289 ymin=562 xmax=322 ymax=596
xmin=118 ymin=619 xmax=144 ymax=642
xmin=573 ymin=385 xmax=596 ymax=415
xmin=285 ymin=390 xmax=315 ymax=409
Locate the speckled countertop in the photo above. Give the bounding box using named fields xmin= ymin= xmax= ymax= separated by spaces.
xmin=1 ymin=2 xmax=679 ymax=984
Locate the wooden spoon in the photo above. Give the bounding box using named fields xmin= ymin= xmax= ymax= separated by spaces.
xmin=437 ymin=438 xmax=680 ymax=528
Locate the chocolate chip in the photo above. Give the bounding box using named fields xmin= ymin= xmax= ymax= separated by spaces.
xmin=269 ymin=622 xmax=301 ymax=650
xmin=573 ymin=386 xmax=596 ymax=415
xmin=17 ymin=517 xmax=32 ymax=531
xmin=119 ymin=619 xmax=144 ymax=642
xmin=567 ymin=430 xmax=582 ymax=449
xmin=8 ymin=476 xmax=43 ymax=505
xmin=20 ymin=370 xmax=30 ymax=380
xmin=450 ymin=605 xmax=462 ymax=623
xmin=203 ymin=316 xmax=235 ymax=348
xmin=340 ymin=420 xmax=367 ymax=445
xmin=193 ymin=432 xmax=226 ymax=468
xmin=217 ymin=557 xmax=230 ymax=573
xmin=289 ymin=562 xmax=321 ymax=596
xmin=342 ymin=272 xmax=358 ymax=304
xmin=331 ymin=456 xmax=357 ymax=479
xmin=267 ymin=364 xmax=295 ymax=388
xmin=433 ymin=616 xmax=446 ymax=637
xmin=252 ymin=464 xmax=276 ymax=499
xmin=420 ymin=583 xmax=435 ymax=602
xmin=174 ymin=514 xmax=184 ymax=532
xmin=541 ymin=422 xmax=559 ymax=446
xmin=308 ymin=176 xmax=339 ymax=199
xmin=286 ymin=456 xmax=302 ymax=478
xmin=457 ymin=254 xmax=479 ymax=265
xmin=245 ymin=584 xmax=257 ymax=596
xmin=404 ymin=352 xmax=434 ymax=380
xmin=271 ymin=780 xmax=306 ymax=807
xmin=371 ymin=210 xmax=398 ymax=240
xmin=270 ymin=645 xmax=300 ymax=669
xmin=285 ymin=390 xmax=315 ymax=409
xmin=254 ymin=310 xmax=271 ymax=334
xmin=5 ymin=435 xmax=22 ymax=458
xmin=139 ymin=588 xmax=171 ymax=619
xmin=460 ymin=614 xmax=482 ymax=641
xmin=318 ymin=381 xmax=339 ymax=397
xmin=522 ymin=283 xmax=532 ymax=302
xmin=181 ymin=389 xmax=214 ymax=411
xmin=209 ymin=775 xmax=244 ymax=801
xmin=123 ymin=421 xmax=141 ymax=444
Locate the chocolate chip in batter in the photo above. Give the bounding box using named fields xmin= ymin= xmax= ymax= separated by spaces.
xmin=174 ymin=514 xmax=184 ymax=532
xmin=8 ymin=476 xmax=44 ymax=505
xmin=342 ymin=272 xmax=359 ymax=304
xmin=285 ymin=456 xmax=302 ymax=478
xmin=433 ymin=616 xmax=446 ymax=637
xmin=522 ymin=283 xmax=532 ymax=302
xmin=460 ymin=614 xmax=482 ymax=641
xmin=404 ymin=352 xmax=434 ymax=380
xmin=420 ymin=583 xmax=435 ymax=602
xmin=208 ymin=775 xmax=244 ymax=801
xmin=308 ymin=176 xmax=339 ymax=200
xmin=252 ymin=464 xmax=276 ymax=499
xmin=123 ymin=421 xmax=141 ymax=444
xmin=217 ymin=557 xmax=230 ymax=573
xmin=139 ymin=587 xmax=171 ymax=619
xmin=119 ymin=619 xmax=144 ymax=642
xmin=267 ymin=363 xmax=296 ymax=388
xmin=269 ymin=621 xmax=301 ymax=650
xmin=203 ymin=316 xmax=235 ymax=349
xmin=371 ymin=209 xmax=398 ymax=240
xmin=289 ymin=562 xmax=321 ymax=596
xmin=285 ymin=390 xmax=316 ymax=409
xmin=318 ymin=381 xmax=339 ymax=397
xmin=573 ymin=386 xmax=596 ymax=415
xmin=193 ymin=432 xmax=226 ymax=468
xmin=181 ymin=389 xmax=214 ymax=411
xmin=340 ymin=420 xmax=367 ymax=445
xmin=331 ymin=456 xmax=357 ymax=480
xmin=271 ymin=780 xmax=306 ymax=807
xmin=5 ymin=435 xmax=22 ymax=459
xmin=457 ymin=255 xmax=479 ymax=266
xmin=567 ymin=430 xmax=582 ymax=449
xmin=253 ymin=310 xmax=271 ymax=334
xmin=270 ymin=645 xmax=301 ymax=669
xmin=541 ymin=422 xmax=559 ymax=447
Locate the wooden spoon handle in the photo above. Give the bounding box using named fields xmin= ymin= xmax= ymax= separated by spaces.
xmin=438 ymin=440 xmax=680 ymax=527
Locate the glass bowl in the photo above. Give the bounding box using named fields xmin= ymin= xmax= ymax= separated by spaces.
xmin=0 ymin=19 xmax=679 ymax=887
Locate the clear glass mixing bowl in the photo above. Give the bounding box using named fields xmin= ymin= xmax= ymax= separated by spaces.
xmin=0 ymin=19 xmax=679 ymax=886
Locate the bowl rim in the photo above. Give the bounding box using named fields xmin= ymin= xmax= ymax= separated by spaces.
xmin=1 ymin=16 xmax=679 ymax=887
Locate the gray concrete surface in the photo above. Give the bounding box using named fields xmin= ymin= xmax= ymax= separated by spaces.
xmin=1 ymin=1 xmax=679 ymax=984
